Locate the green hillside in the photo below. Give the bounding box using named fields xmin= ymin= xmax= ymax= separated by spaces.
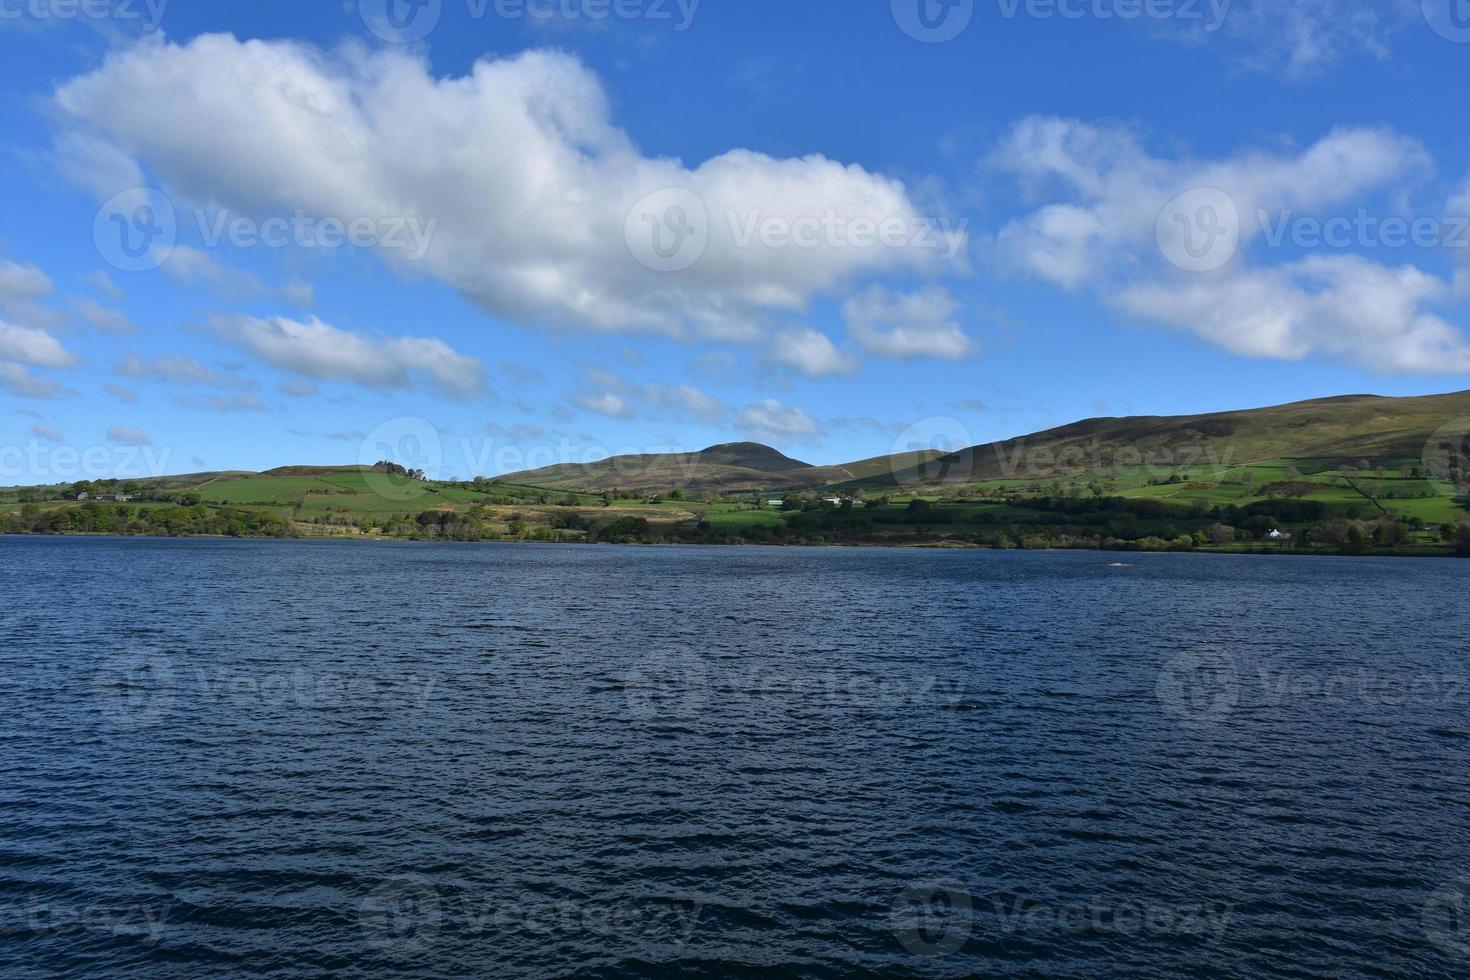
xmin=2 ymin=390 xmax=1467 ymax=555
xmin=502 ymin=441 xmax=825 ymax=492
xmin=867 ymin=391 xmax=1470 ymax=489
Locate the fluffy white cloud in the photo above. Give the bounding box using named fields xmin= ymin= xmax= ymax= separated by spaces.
xmin=989 ymin=117 xmax=1426 ymax=289
xmin=0 ymin=320 xmax=78 ymax=368
xmin=736 ymin=399 xmax=821 ymax=442
xmin=0 ymin=364 xmax=68 ymax=399
xmin=115 ymin=353 xmax=253 ymax=389
xmin=0 ymin=259 xmax=62 ymax=329
xmin=644 ymin=382 xmax=728 ymax=423
xmin=162 ymin=246 xmax=314 ymax=307
xmin=1117 ymin=256 xmax=1470 ymax=373
xmin=210 ymin=314 xmax=485 ymax=397
xmin=0 ymin=259 xmax=52 ymax=304
xmin=31 ymin=423 xmax=64 ymax=443
xmin=575 ymin=391 xmax=635 ymax=420
xmin=55 ymin=37 xmax=956 ymax=338
xmin=1209 ymin=0 xmax=1407 ymax=77
xmin=842 ymin=285 xmax=973 ymax=360
xmin=571 ymin=372 xmax=727 ymax=423
xmin=73 ymin=297 xmax=138 ymax=335
xmin=173 ymin=392 xmax=268 ymax=413
xmin=106 ymin=425 xmax=152 ymax=446
xmin=987 ymin=117 xmax=1470 ymax=372
xmin=770 ymin=327 xmax=856 ymax=377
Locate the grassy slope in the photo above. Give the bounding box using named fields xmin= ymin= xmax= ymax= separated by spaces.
xmin=4 ymin=391 xmax=1468 ymax=545
xmin=863 ymin=391 xmax=1470 ymax=489
xmin=500 ymin=442 xmax=825 ymax=492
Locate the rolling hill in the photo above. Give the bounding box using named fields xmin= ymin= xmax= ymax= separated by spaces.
xmin=865 ymin=390 xmax=1470 ymax=489
xmin=498 ymin=390 xmax=1470 ymax=493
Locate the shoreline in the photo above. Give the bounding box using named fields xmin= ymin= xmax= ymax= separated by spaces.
xmin=4 ymin=529 xmax=1462 ymax=560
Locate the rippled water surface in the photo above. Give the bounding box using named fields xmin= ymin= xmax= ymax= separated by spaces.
xmin=3 ymin=537 xmax=1469 ymax=977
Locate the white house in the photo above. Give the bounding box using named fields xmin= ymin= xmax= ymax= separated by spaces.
xmin=1266 ymin=529 xmax=1292 ymax=541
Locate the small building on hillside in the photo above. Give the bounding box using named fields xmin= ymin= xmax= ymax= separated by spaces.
xmin=1266 ymin=529 xmax=1293 ymax=541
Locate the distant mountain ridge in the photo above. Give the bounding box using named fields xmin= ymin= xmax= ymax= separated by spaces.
xmin=498 ymin=390 xmax=1470 ymax=493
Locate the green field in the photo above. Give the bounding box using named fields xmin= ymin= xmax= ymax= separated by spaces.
xmin=4 ymin=390 xmax=1468 ymax=554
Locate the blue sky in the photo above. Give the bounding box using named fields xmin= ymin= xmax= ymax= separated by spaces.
xmin=2 ymin=0 xmax=1470 ymax=482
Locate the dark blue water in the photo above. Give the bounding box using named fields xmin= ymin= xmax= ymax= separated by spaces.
xmin=2 ymin=538 xmax=1469 ymax=977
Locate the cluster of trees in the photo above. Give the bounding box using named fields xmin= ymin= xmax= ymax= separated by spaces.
xmin=6 ymin=502 xmax=290 ymax=538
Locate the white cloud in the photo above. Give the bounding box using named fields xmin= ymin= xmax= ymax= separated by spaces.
xmin=0 ymin=259 xmax=52 ymax=304
xmin=106 ymin=425 xmax=152 ymax=446
xmin=210 ymin=314 xmax=485 ymax=397
xmin=31 ymin=423 xmax=63 ymax=443
xmin=115 ymin=353 xmax=253 ymax=389
xmin=173 ymin=392 xmax=268 ymax=413
xmin=276 ymin=380 xmax=319 ymax=398
xmin=73 ymin=297 xmax=138 ymax=334
xmin=105 ymin=382 xmax=138 ymax=402
xmin=1116 ymin=256 xmax=1470 ymax=373
xmin=1210 ymin=0 xmax=1407 ymax=77
xmin=987 ymin=116 xmax=1470 ymax=373
xmin=575 ymin=391 xmax=634 ymax=419
xmin=162 ymin=245 xmax=314 ymax=307
xmin=842 ymin=285 xmax=973 ymax=360
xmin=736 ymin=398 xmax=821 ymax=442
xmin=87 ymin=270 xmax=126 ymax=303
xmin=644 ymin=382 xmax=728 ymax=423
xmin=0 ymin=320 xmax=78 ymax=368
xmin=55 ymin=37 xmax=956 ymax=338
xmin=0 ymin=364 xmax=68 ymax=399
xmin=770 ymin=327 xmax=857 ymax=377
xmin=988 ymin=117 xmax=1427 ymax=289
xmin=0 ymin=258 xmax=61 ymax=328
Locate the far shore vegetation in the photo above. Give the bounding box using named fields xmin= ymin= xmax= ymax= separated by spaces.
xmin=5 ymin=457 xmax=1468 ymax=559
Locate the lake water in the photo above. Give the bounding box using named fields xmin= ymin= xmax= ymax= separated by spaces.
xmin=2 ymin=537 xmax=1468 ymax=977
